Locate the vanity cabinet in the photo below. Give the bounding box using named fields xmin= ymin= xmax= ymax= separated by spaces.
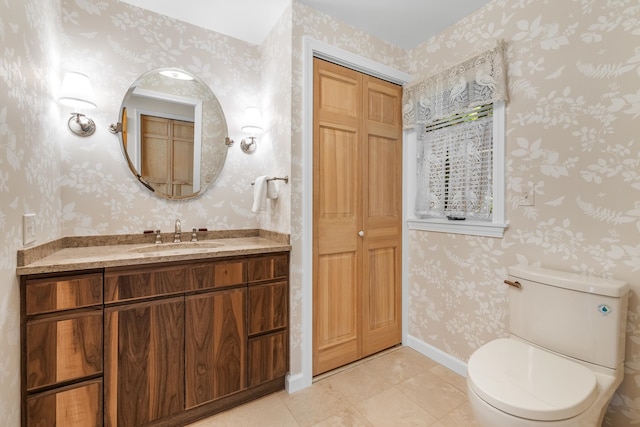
xmin=21 ymin=271 xmax=104 ymax=427
xmin=21 ymin=252 xmax=289 ymax=427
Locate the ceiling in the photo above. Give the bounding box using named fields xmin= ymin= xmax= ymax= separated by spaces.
xmin=118 ymin=0 xmax=491 ymax=50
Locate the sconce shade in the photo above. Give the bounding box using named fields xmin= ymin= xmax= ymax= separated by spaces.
xmin=241 ymin=107 xmax=263 ymax=134
xmin=159 ymin=69 xmax=194 ymax=80
xmin=59 ymin=72 xmax=96 ymax=110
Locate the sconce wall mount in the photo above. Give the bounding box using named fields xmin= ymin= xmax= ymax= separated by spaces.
xmin=59 ymin=71 xmax=97 ymax=137
xmin=240 ymin=107 xmax=263 ymax=154
xmin=68 ymin=113 xmax=96 ymax=137
xmin=240 ymin=137 xmax=257 ymax=153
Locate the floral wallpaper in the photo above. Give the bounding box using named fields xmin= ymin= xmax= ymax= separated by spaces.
xmin=0 ymin=0 xmax=64 ymax=423
xmin=58 ymin=0 xmax=268 ymax=235
xmin=405 ymin=0 xmax=640 ymax=425
xmin=1 ymin=0 xmax=639 ymax=426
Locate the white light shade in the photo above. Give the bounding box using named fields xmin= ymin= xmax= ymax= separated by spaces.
xmin=241 ymin=107 xmax=263 ymax=134
xmin=59 ymin=71 xmax=97 ymax=110
xmin=159 ymin=69 xmax=194 ymax=80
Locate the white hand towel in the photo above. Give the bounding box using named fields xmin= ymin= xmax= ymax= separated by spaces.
xmin=266 ymin=180 xmax=279 ymax=200
xmin=251 ymin=176 xmax=268 ymax=213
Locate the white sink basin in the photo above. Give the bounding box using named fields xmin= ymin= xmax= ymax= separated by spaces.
xmin=132 ymin=241 xmax=224 ymax=254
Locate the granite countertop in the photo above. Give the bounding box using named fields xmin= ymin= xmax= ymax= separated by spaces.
xmin=16 ymin=230 xmax=291 ymax=276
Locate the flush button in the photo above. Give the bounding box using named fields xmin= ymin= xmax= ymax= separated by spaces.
xmin=598 ymin=304 xmax=612 ymax=315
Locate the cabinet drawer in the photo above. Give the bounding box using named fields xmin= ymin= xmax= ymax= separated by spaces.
xmin=26 ymin=311 xmax=103 ymax=391
xmin=188 ymin=259 xmax=246 ymax=291
xmin=104 ymin=264 xmax=187 ymax=303
xmin=248 ymin=253 xmax=289 ymax=284
xmin=25 ymin=273 xmax=102 ymax=316
xmin=248 ymin=281 xmax=288 ymax=336
xmin=26 ymin=378 xmax=102 ymax=427
xmin=248 ymin=331 xmax=288 ymax=387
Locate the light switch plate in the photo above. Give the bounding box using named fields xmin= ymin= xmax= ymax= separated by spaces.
xmin=23 ymin=213 xmax=36 ymax=245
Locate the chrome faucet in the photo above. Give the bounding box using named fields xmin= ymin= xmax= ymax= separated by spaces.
xmin=174 ymin=219 xmax=182 ymax=243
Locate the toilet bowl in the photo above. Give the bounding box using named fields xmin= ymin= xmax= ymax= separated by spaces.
xmin=467 ymin=338 xmax=623 ymax=426
xmin=466 ymin=265 xmax=628 ymax=427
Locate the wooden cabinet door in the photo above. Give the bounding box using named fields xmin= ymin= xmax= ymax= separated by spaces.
xmin=26 ymin=312 xmax=103 ymax=391
xmin=104 ymin=297 xmax=185 ymax=427
xmin=26 ymin=378 xmax=102 ymax=427
xmin=247 ymin=280 xmax=288 ymax=387
xmin=185 ymin=288 xmax=246 ymax=408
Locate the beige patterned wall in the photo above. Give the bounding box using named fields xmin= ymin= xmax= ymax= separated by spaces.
xmin=58 ymin=0 xmax=265 ymax=235
xmin=406 ymin=1 xmax=640 ymax=425
xmin=0 ymin=0 xmax=64 ymax=424
xmin=258 ymin=4 xmax=293 ymax=234
xmin=2 ymin=0 xmax=639 ymax=425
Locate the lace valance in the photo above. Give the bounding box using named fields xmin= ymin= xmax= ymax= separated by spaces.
xmin=403 ymin=40 xmax=508 ymax=129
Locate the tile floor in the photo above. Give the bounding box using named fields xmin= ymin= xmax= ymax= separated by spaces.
xmin=187 ymin=346 xmax=481 ymax=427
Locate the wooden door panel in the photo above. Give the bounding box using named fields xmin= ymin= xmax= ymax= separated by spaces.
xmin=367 ymin=247 xmax=397 ymax=330
xmin=26 ymin=273 xmax=102 ymax=315
xmin=314 ymin=252 xmax=359 ymax=374
xmin=26 ymin=312 xmax=103 ymax=391
xmin=317 ymin=125 xmax=358 ymax=217
xmin=171 ymin=120 xmax=194 ymax=196
xmin=104 ymin=265 xmax=187 ymax=303
xmin=313 ymin=58 xmax=401 ymax=375
xmin=248 ymin=281 xmax=288 ymax=336
xmin=363 ymin=246 xmax=401 ymax=356
xmin=366 ymin=83 xmax=401 ymax=126
xmin=248 ymin=331 xmax=288 ymax=387
xmin=189 ymin=260 xmax=246 ymax=291
xmin=104 ymin=297 xmax=184 ymax=427
xmin=185 ymin=288 xmax=246 ymax=408
xmin=27 ymin=379 xmax=102 ymax=427
xmin=248 ymin=254 xmax=288 ymax=284
xmin=368 ymin=135 xmax=401 ymax=218
xmin=317 ymin=69 xmax=359 ymax=118
xmin=362 ymin=74 xmax=402 ymax=357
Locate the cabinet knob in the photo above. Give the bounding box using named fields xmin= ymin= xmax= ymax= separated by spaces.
xmin=358 ymin=230 xmax=364 ymax=237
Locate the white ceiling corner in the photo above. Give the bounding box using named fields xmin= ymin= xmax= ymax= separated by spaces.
xmin=118 ymin=0 xmax=492 ymax=50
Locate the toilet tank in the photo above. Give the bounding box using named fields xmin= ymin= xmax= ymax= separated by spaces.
xmin=507 ymin=265 xmax=628 ymax=370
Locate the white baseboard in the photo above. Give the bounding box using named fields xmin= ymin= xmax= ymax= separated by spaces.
xmin=407 ymin=334 xmax=468 ymax=377
xmin=285 ymin=372 xmax=311 ymax=394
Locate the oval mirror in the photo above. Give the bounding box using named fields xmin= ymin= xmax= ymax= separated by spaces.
xmin=113 ymin=68 xmax=229 ymax=199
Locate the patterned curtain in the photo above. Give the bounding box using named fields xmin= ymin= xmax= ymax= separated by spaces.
xmin=406 ymin=41 xmax=508 ymax=220
xmin=402 ymin=40 xmax=508 ymax=130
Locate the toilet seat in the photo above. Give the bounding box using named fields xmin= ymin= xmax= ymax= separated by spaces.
xmin=467 ymin=338 xmax=598 ymax=421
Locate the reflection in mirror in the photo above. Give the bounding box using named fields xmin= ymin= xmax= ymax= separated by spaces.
xmin=113 ymin=68 xmax=229 ymax=199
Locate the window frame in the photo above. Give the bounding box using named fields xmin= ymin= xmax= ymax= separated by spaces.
xmin=406 ymin=100 xmax=507 ymax=238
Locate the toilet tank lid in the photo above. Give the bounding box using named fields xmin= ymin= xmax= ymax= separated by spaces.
xmin=508 ymin=265 xmax=628 ymax=297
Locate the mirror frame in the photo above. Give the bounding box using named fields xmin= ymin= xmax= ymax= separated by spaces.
xmin=111 ymin=67 xmax=230 ymax=200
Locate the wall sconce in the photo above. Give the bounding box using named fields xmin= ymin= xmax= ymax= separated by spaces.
xmin=58 ymin=71 xmax=97 ymax=137
xmin=240 ymin=107 xmax=263 ymax=154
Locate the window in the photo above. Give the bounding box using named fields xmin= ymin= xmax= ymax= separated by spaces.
xmin=402 ymin=41 xmax=508 ymax=237
xmin=409 ymin=101 xmax=506 ymax=237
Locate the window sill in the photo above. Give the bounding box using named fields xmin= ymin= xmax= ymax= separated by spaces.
xmin=407 ymin=218 xmax=508 ymax=238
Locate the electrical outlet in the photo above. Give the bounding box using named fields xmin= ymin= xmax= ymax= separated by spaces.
xmin=517 ymin=187 xmax=535 ymax=206
xmin=23 ymin=213 xmax=36 ymax=245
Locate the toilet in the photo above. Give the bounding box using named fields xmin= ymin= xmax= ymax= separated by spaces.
xmin=467 ymin=265 xmax=629 ymax=427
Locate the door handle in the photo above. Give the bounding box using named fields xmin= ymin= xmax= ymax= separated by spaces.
xmin=358 ymin=230 xmax=364 ymax=237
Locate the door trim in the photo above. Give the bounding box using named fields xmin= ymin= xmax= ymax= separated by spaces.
xmin=286 ymin=37 xmax=410 ymax=393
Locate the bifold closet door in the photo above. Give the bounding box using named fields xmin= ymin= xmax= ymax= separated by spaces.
xmin=313 ymin=58 xmax=402 ymax=376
